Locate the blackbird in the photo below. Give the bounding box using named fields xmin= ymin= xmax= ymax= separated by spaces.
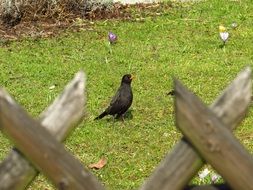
xmin=94 ymin=74 xmax=134 ymax=120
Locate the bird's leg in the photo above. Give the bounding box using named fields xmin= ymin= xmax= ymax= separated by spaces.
xmin=113 ymin=115 xmax=117 ymax=122
xmin=112 ymin=117 xmax=116 ymax=127
xmin=117 ymin=114 xmax=125 ymax=122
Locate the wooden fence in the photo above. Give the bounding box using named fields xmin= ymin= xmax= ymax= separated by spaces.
xmin=0 ymin=67 xmax=252 ymax=190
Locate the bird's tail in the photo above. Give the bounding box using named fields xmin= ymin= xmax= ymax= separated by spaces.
xmin=94 ymin=111 xmax=107 ymax=120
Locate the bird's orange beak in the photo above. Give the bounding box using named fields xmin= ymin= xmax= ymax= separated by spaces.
xmin=130 ymin=75 xmax=135 ymax=80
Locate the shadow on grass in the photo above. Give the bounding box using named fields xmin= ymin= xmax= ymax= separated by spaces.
xmin=95 ymin=109 xmax=134 ymax=123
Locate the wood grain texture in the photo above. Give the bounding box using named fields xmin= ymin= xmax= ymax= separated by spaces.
xmin=175 ymin=73 xmax=253 ymax=189
xmin=0 ymin=72 xmax=103 ymax=190
xmin=140 ymin=67 xmax=251 ymax=190
xmin=184 ymin=184 xmax=231 ymax=190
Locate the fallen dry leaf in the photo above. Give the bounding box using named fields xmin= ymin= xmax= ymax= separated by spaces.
xmin=88 ymin=157 xmax=107 ymax=170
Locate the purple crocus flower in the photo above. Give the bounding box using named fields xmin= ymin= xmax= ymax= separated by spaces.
xmin=211 ymin=174 xmax=221 ymax=183
xmin=108 ymin=32 xmax=117 ymax=44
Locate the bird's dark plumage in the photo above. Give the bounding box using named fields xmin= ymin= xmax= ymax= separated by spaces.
xmin=95 ymin=74 xmax=133 ymax=120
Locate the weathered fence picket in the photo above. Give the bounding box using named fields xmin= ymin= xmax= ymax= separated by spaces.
xmin=0 ymin=72 xmax=103 ymax=190
xmin=185 ymin=184 xmax=231 ymax=190
xmin=0 ymin=67 xmax=252 ymax=190
xmin=176 ymin=77 xmax=253 ymax=189
xmin=141 ymin=67 xmax=252 ymax=190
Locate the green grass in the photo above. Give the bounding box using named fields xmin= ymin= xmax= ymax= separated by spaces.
xmin=1 ymin=0 xmax=253 ymax=189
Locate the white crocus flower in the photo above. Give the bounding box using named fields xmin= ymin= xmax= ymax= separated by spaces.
xmin=219 ymin=25 xmax=229 ymax=44
xmin=219 ymin=32 xmax=229 ymax=43
xmin=231 ymin=22 xmax=238 ymax=29
xmin=199 ymin=168 xmax=210 ymax=180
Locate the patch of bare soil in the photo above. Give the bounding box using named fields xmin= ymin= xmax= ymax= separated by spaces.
xmin=0 ymin=2 xmax=172 ymax=43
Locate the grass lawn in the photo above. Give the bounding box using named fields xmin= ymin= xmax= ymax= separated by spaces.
xmin=0 ymin=0 xmax=253 ymax=189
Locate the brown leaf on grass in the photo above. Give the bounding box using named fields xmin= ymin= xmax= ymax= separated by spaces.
xmin=88 ymin=158 xmax=107 ymax=170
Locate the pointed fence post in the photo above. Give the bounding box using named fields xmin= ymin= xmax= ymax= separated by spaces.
xmin=0 ymin=72 xmax=103 ymax=190
xmin=175 ymin=78 xmax=253 ymax=190
xmin=140 ymin=67 xmax=252 ymax=190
